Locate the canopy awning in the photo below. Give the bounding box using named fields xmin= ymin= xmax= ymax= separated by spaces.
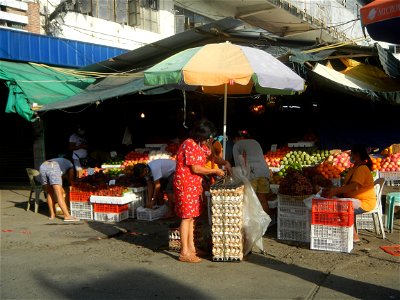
xmin=38 ymin=76 xmax=174 ymax=111
xmin=0 ymin=60 xmax=95 ymax=121
xmin=309 ymin=59 xmax=400 ymax=104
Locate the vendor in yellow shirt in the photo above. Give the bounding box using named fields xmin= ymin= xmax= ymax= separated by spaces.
xmin=203 ymin=136 xmax=224 ymax=188
xmin=322 ymin=144 xmax=376 ymax=243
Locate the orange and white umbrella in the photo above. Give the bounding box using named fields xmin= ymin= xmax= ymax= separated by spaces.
xmin=144 ymin=42 xmax=305 ymax=158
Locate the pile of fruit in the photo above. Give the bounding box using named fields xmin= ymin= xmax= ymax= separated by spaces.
xmin=265 ymin=148 xmax=331 ymax=169
xmin=122 ymin=151 xmax=150 ymax=168
xmin=379 ymin=153 xmax=400 ymax=172
xmin=278 ymin=169 xmax=313 ymax=196
xmin=264 ymin=147 xmax=291 ymax=168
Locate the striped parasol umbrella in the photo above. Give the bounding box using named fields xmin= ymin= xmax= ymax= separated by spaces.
xmin=144 ymin=42 xmax=305 ymax=158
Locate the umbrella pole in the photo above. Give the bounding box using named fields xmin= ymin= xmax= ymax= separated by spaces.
xmin=223 ymin=83 xmax=227 ymax=160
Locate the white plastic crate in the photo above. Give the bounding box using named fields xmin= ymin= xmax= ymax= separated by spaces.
xmin=90 ymin=193 xmax=135 ymax=205
xmin=356 ymin=214 xmax=375 ymax=230
xmin=94 ymin=210 xmax=129 ymax=223
xmin=277 ymin=213 xmax=311 ymax=242
xmin=127 ymin=187 xmax=147 ymax=218
xmin=310 ymin=224 xmax=353 ymax=253
xmin=380 ymin=172 xmax=400 ymax=186
xmin=136 ymin=205 xmax=168 ymax=221
xmin=70 ymin=201 xmax=93 ymax=220
xmin=277 ymin=194 xmax=311 ymax=243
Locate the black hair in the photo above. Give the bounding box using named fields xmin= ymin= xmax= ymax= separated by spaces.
xmin=133 ymin=163 xmax=148 ymax=178
xmin=189 ymin=119 xmax=217 ymax=142
xmin=351 ymin=144 xmax=373 ymax=171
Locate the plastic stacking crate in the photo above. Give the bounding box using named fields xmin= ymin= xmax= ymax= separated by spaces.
xmin=93 ymin=203 xmax=129 ymax=213
xmin=310 ymin=199 xmax=354 ymax=253
xmin=94 ymin=210 xmax=129 ymax=223
xmin=277 ymin=194 xmax=311 ymax=243
xmin=92 ymin=202 xmax=129 ymax=223
xmin=126 ymin=186 xmax=147 ymax=218
xmin=70 ymin=188 xmax=93 ymax=202
xmin=70 ymin=201 xmax=93 ymax=220
xmin=136 ymin=205 xmax=168 ymax=221
xmin=310 ymin=224 xmax=353 ymax=253
xmin=380 ymin=172 xmax=400 ymax=186
xmin=356 ymin=214 xmax=375 ymax=230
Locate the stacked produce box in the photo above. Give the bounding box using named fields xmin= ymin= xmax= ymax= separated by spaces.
xmin=277 ymin=169 xmax=314 ymax=243
xmin=310 ymin=199 xmax=354 ymax=253
xmin=90 ymin=195 xmax=132 ymax=222
xmin=127 ymin=186 xmax=147 ymax=218
xmin=89 ymin=186 xmax=135 ymax=222
xmin=70 ymin=186 xmax=93 ymax=220
xmin=277 ymin=193 xmax=311 ymax=243
xmin=210 ymin=179 xmax=244 ymax=262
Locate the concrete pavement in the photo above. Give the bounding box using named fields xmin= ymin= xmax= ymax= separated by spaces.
xmin=1 ymin=189 xmax=399 ymax=300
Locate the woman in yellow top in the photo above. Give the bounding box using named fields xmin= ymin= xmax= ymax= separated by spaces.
xmin=322 ymin=144 xmax=376 ymax=242
xmin=203 ymin=137 xmax=223 ymax=186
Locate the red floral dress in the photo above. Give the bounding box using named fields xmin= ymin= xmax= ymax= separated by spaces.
xmin=174 ymin=138 xmax=210 ymax=218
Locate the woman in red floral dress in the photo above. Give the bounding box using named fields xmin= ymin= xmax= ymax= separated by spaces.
xmin=174 ymin=119 xmax=231 ymax=263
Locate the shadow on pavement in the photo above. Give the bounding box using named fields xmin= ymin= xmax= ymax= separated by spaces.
xmin=86 ymin=217 xmax=400 ymax=300
xmin=33 ymin=269 xmax=211 ymax=300
xmin=246 ymin=253 xmax=400 ymax=299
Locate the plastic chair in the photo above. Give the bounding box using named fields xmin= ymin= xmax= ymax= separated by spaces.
xmin=26 ymin=168 xmax=46 ymax=213
xmin=356 ymin=178 xmax=386 ymax=239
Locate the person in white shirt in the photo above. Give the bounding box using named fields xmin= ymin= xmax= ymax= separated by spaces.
xmin=133 ymin=159 xmax=176 ymax=218
xmin=232 ymin=130 xmax=272 ymax=214
xmin=69 ymin=125 xmax=88 ymax=171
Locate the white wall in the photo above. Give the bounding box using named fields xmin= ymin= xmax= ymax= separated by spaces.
xmin=39 ymin=0 xmax=175 ymax=50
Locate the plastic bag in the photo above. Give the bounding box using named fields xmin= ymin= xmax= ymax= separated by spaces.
xmin=232 ymin=167 xmax=271 ymax=255
xmin=303 ymin=190 xmax=361 ymax=210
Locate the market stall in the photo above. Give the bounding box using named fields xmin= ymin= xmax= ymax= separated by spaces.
xmin=69 ymin=143 xmax=178 ymax=223
xmin=264 ymin=141 xmax=400 ymax=247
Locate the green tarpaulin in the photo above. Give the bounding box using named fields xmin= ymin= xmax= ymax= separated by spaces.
xmin=0 ymin=60 xmax=95 ymax=121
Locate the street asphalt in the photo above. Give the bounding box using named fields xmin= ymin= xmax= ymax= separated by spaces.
xmin=1 ymin=189 xmax=399 ymax=300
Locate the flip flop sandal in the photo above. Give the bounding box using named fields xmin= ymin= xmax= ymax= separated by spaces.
xmin=64 ymin=218 xmax=80 ymax=222
xmin=179 ymin=254 xmax=201 ymax=263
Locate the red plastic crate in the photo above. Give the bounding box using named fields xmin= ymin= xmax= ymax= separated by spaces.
xmin=70 ymin=190 xmax=92 ymax=202
xmin=311 ymin=199 xmax=354 ymax=213
xmin=311 ymin=199 xmax=354 ymax=226
xmin=312 ymin=212 xmax=354 ymax=226
xmin=93 ymin=203 xmax=129 ymax=213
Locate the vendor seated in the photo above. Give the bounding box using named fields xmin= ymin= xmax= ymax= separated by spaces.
xmin=321 ymin=144 xmax=376 ymax=243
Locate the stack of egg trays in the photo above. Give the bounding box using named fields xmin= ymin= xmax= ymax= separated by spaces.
xmin=210 ymin=178 xmax=244 ymax=262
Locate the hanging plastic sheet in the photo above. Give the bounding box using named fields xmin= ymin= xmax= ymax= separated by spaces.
xmin=232 ymin=167 xmax=271 ymax=255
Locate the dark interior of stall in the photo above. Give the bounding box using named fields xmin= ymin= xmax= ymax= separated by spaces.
xmin=1 ymin=79 xmax=400 ymax=183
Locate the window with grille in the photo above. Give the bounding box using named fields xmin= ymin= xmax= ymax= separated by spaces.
xmin=140 ymin=0 xmax=159 ymax=10
xmin=174 ymin=5 xmax=213 ymax=31
xmin=128 ymin=0 xmax=140 ymax=26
